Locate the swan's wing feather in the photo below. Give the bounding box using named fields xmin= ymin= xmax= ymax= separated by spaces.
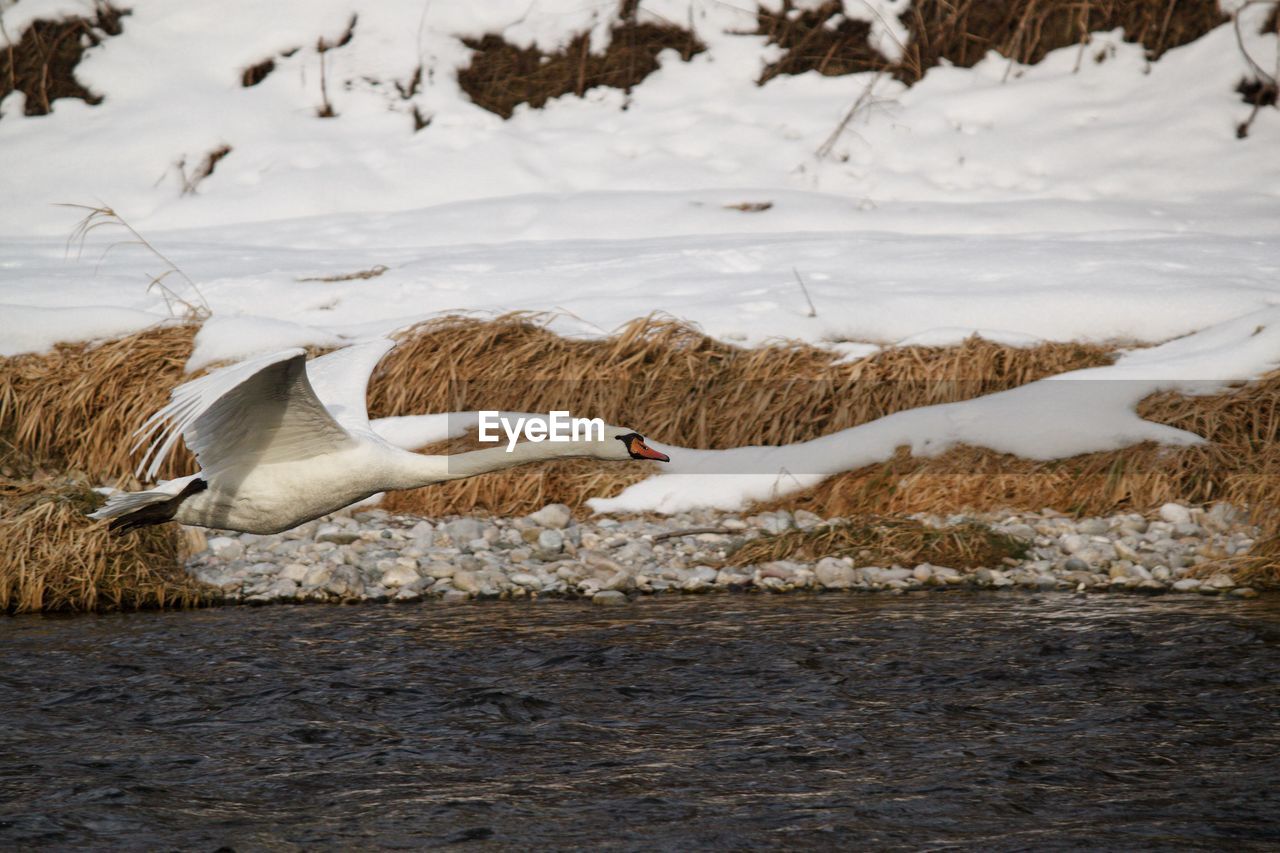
xmin=305 ymin=337 xmax=396 ymax=435
xmin=134 ymin=348 xmax=306 ymax=479
xmin=135 ymin=349 xmax=354 ymax=480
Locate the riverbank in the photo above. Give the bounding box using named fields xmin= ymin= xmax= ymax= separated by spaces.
xmin=3 ymin=318 xmax=1278 ymax=613
xmin=183 ymin=502 xmax=1266 ymax=606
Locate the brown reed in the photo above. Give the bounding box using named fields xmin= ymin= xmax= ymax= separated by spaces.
xmin=0 ymin=472 xmax=215 ymax=613
xmin=2 ymin=316 xmax=1275 ymax=586
xmin=725 ymin=516 xmax=1029 ymax=569
xmin=757 ymin=0 xmax=1226 ymax=86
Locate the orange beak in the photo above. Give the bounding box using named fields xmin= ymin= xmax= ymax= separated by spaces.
xmin=631 ymin=438 xmax=670 ymax=462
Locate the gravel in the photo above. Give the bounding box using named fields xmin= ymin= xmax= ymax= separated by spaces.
xmin=181 ymin=503 xmax=1266 ymax=605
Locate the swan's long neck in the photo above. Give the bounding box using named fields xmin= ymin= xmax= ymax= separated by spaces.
xmin=383 ymin=440 xmax=597 ymax=491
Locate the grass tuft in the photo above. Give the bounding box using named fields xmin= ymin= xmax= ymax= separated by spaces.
xmin=0 ymin=471 xmax=215 ymax=613
xmin=726 ymin=516 xmax=1030 ymax=569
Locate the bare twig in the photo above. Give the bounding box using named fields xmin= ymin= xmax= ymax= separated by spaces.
xmin=792 ymin=267 xmax=817 ymax=318
xmin=652 ymin=527 xmax=735 ymax=542
xmin=1234 ymin=0 xmax=1280 ymax=85
xmin=816 ymin=69 xmax=888 ymax=159
xmin=1231 ymin=0 xmax=1280 ymax=138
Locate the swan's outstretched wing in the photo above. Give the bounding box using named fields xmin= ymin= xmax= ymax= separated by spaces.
xmin=305 ymin=337 xmax=396 ymax=437
xmin=134 ymin=348 xmax=355 ymax=480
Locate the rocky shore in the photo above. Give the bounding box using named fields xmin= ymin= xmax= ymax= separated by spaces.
xmin=183 ymin=501 xmax=1265 ymax=605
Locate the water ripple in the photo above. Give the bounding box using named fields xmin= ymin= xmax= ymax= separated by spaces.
xmin=2 ymin=593 xmax=1278 ymax=849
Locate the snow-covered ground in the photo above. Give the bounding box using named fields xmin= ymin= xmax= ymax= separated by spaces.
xmin=2 ymin=1 xmax=1278 ymax=511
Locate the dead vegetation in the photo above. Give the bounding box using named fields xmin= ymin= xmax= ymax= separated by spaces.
xmin=367 ymin=314 xmax=1113 ymax=450
xmin=177 ymin=144 xmax=232 ymax=195
xmin=0 ymin=471 xmax=214 ymax=613
xmin=0 ymin=323 xmax=200 ymax=482
xmin=241 ymin=57 xmax=276 ymax=88
xmin=757 ymin=371 xmax=1280 ymax=531
xmin=315 ymin=13 xmax=357 ymax=118
xmin=2 ymin=315 xmax=1276 ymax=584
xmin=458 ymin=9 xmax=704 ymax=118
xmin=1234 ymin=1 xmax=1280 ymax=137
xmin=0 ymin=2 xmax=126 ymax=119
xmin=297 ymin=264 xmax=389 ymax=283
xmin=756 ymin=0 xmax=1226 ymax=85
xmin=756 ymin=1 xmax=886 ymax=84
xmin=726 ymin=516 xmax=1029 ymax=569
xmin=62 ymin=204 xmax=212 ymax=320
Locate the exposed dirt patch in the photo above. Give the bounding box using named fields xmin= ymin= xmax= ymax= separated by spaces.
xmin=0 ymin=3 xmax=127 ymax=118
xmin=458 ymin=16 xmax=704 ymax=118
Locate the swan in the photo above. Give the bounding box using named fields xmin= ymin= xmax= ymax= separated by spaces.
xmin=89 ymin=339 xmax=669 ymax=534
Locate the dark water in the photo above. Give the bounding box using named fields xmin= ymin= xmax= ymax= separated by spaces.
xmin=2 ymin=594 xmax=1279 ymax=851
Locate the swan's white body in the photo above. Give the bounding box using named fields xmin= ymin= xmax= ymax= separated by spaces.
xmin=90 ymin=340 xmax=666 ymax=534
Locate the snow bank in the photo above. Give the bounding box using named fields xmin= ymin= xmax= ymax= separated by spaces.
xmin=0 ymin=1 xmax=1275 ymax=238
xmin=0 ymin=305 xmax=165 ymax=357
xmin=589 ymin=307 xmax=1280 ymax=514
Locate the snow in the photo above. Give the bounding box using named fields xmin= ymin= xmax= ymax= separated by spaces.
xmin=187 ymin=315 xmax=342 ymax=373
xmin=590 ymin=307 xmax=1280 ymax=514
xmin=1 ymin=1 xmax=1278 ymax=511
xmin=0 ymin=305 xmax=166 ymax=357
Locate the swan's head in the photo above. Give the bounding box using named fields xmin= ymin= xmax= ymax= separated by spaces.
xmin=601 ymin=426 xmax=670 ymax=463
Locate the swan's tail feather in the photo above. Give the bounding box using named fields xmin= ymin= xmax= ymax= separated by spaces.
xmin=89 ymin=478 xmax=207 ymax=533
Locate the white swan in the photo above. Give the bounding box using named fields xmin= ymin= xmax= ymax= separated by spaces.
xmin=89 ymin=339 xmax=669 ymax=534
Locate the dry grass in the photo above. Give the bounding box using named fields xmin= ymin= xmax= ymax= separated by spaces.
xmin=759 ymin=372 xmax=1280 ymax=545
xmin=177 ymin=144 xmax=233 ymax=196
xmin=458 ymin=10 xmax=704 ymax=118
xmin=0 ymin=472 xmax=215 ymax=613
xmin=757 ymin=0 xmax=1226 ymax=85
xmin=0 ymin=312 xmax=1112 ymax=514
xmin=0 ymin=3 xmax=126 ymax=119
xmin=297 ymin=264 xmax=389 ymax=282
xmin=0 ymin=323 xmax=200 ymax=481
xmin=2 ymin=315 xmax=1276 ymax=585
xmin=756 ymin=0 xmax=890 ymax=84
xmin=726 ymin=516 xmax=1029 ymax=569
xmin=1213 ymin=524 xmax=1280 ymax=589
xmin=369 ymin=313 xmax=1113 ymax=450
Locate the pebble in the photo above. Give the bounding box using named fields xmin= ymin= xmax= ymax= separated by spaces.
xmin=207 ymin=536 xmax=244 ymax=561
xmin=380 ymin=564 xmax=420 ymax=588
xmin=592 ymin=590 xmax=628 ymax=606
xmin=1158 ymin=503 xmax=1192 ymax=525
xmin=537 ymin=529 xmax=564 ymax=554
xmin=529 ymin=503 xmax=573 ymax=529
xmin=181 ymin=502 xmax=1267 ymax=606
xmin=815 ymin=557 xmax=856 ymax=589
